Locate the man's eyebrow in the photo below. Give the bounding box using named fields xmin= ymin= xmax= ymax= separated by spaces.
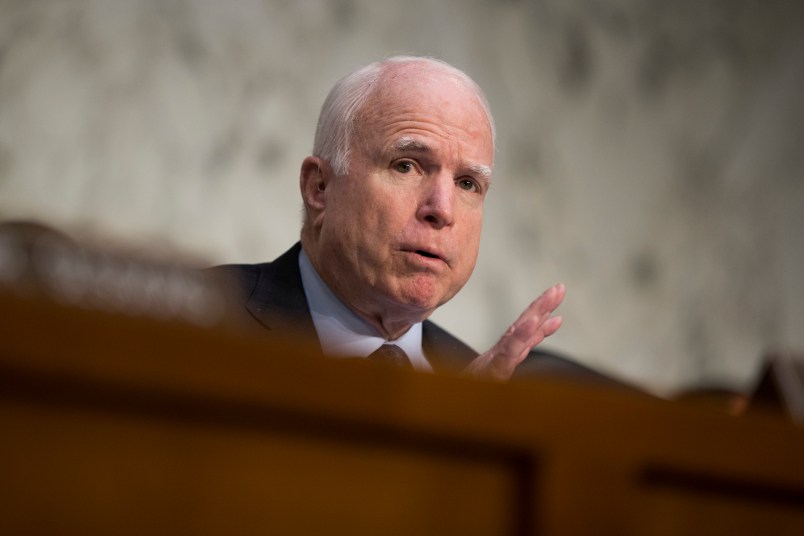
xmin=469 ymin=163 xmax=493 ymax=183
xmin=390 ymin=137 xmax=431 ymax=152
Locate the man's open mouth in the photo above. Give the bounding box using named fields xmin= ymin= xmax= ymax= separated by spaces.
xmin=415 ymin=250 xmax=440 ymax=259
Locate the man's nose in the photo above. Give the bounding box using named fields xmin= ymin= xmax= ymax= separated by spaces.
xmin=416 ymin=173 xmax=455 ymax=229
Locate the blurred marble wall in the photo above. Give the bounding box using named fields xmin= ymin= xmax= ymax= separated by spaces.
xmin=2 ymin=0 xmax=803 ymax=393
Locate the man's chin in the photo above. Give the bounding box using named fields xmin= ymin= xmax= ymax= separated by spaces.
xmin=390 ymin=285 xmax=450 ymax=319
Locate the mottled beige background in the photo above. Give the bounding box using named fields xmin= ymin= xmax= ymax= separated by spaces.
xmin=2 ymin=0 xmax=803 ymax=394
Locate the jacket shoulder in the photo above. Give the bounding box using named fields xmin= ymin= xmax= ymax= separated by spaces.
xmin=422 ymin=320 xmax=478 ymax=371
xmin=208 ymin=263 xmax=264 ymax=300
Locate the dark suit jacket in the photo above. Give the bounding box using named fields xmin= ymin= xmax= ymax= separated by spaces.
xmin=210 ymin=243 xmax=478 ymax=372
xmin=212 ymin=243 xmax=644 ymax=391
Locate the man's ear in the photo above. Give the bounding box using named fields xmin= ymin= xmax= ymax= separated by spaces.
xmin=300 ymin=156 xmax=331 ymax=216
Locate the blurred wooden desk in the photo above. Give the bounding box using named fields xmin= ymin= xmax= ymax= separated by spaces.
xmin=2 ymin=291 xmax=804 ymax=535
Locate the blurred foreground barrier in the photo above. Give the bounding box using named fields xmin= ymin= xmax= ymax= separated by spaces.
xmin=2 ymin=226 xmax=804 ymax=535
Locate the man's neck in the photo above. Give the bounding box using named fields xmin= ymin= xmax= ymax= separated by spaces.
xmin=297 ymin=247 xmax=431 ymax=370
xmin=299 ymin=240 xmax=420 ymax=340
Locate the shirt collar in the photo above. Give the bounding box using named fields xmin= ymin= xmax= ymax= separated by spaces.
xmin=298 ymin=248 xmax=431 ymax=371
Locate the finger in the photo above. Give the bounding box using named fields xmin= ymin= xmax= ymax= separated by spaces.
xmin=518 ymin=314 xmax=563 ymax=356
xmin=512 ymin=283 xmax=565 ymax=331
xmin=495 ymin=317 xmax=540 ymax=364
xmin=541 ymin=314 xmax=563 ymax=337
xmin=504 ymin=284 xmax=565 ymax=348
xmin=504 ymin=311 xmax=564 ymax=362
xmin=489 ymin=285 xmax=565 ymax=367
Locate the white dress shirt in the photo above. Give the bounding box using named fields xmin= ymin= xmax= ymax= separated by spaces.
xmin=298 ymin=248 xmax=432 ymax=371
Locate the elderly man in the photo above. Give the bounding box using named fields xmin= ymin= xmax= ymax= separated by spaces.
xmin=217 ymin=56 xmax=564 ymax=381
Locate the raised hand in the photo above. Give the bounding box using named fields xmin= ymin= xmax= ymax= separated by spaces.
xmin=464 ymin=283 xmax=565 ymax=381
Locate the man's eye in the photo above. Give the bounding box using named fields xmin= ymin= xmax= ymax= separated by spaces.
xmin=458 ymin=178 xmax=478 ymax=192
xmin=393 ymin=161 xmax=414 ymax=174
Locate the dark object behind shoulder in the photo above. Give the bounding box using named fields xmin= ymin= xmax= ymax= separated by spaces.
xmin=515 ymin=348 xmax=647 ymax=395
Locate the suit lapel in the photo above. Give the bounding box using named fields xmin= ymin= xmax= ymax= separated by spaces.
xmin=422 ymin=320 xmax=478 ymax=372
xmin=245 ymin=243 xmax=322 ymax=353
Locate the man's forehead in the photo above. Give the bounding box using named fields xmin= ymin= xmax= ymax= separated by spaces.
xmin=355 ymin=71 xmax=495 ymax=170
xmin=363 ymin=69 xmax=492 ymax=139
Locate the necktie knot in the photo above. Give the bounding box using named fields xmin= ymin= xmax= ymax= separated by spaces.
xmin=367 ymin=344 xmax=412 ymax=368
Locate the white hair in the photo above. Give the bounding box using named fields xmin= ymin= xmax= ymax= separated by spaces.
xmin=312 ymin=55 xmax=495 ymax=175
